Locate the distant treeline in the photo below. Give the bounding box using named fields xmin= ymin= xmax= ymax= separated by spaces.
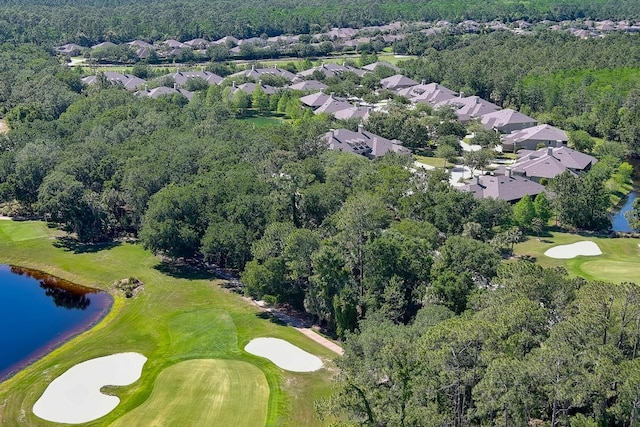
xmin=0 ymin=0 xmax=639 ymax=45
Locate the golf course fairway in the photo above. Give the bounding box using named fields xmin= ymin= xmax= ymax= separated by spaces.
xmin=0 ymin=220 xmax=335 ymax=426
xmin=112 ymin=359 xmax=269 ymax=427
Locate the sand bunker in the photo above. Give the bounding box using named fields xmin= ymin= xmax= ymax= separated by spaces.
xmin=544 ymin=241 xmax=602 ymax=259
xmin=245 ymin=338 xmax=323 ymax=372
xmin=33 ymin=352 xmax=147 ymax=424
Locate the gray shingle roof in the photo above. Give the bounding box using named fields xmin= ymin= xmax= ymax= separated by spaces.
xmin=300 ymin=91 xmax=331 ymax=107
xmin=136 ymin=86 xmax=193 ymax=100
xmin=324 ymin=128 xmax=410 ymax=158
xmin=170 ymin=71 xmax=223 ymax=86
xmin=288 ymin=80 xmax=328 ymax=91
xmin=314 ymin=97 xmax=353 ymax=115
xmin=502 ymin=124 xmax=568 ymax=145
xmin=361 ymin=61 xmax=400 ymax=72
xmin=480 ymin=108 xmax=537 ymax=130
xmin=511 ymin=146 xmax=597 ymax=179
xmin=459 ymin=174 xmax=546 ymax=202
xmin=333 ymin=106 xmax=371 ymax=121
xmin=380 ymin=74 xmax=420 ymax=90
xmin=82 ymin=71 xmax=146 ymax=91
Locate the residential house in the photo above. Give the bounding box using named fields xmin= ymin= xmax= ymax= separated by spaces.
xmin=132 ymin=47 xmax=152 ymax=60
xmin=459 ymin=172 xmax=546 ymax=202
xmin=313 ymin=96 xmax=353 ymax=115
xmin=163 ymin=39 xmax=188 ymax=49
xmin=184 ymin=38 xmax=210 ymax=50
xmin=55 ymin=43 xmax=83 ymax=55
xmin=380 ymin=74 xmax=420 ymax=90
xmin=135 ymin=86 xmax=193 ymax=100
xmin=323 ymin=125 xmax=410 ymax=158
xmin=230 ymin=65 xmax=297 ymax=82
xmin=237 ymin=37 xmax=267 ymax=47
xmin=382 ymin=34 xmax=405 ymax=43
xmin=501 ymin=124 xmax=568 ymax=151
xmin=169 ymin=70 xmax=223 ymax=86
xmin=300 ymin=91 xmax=332 ymax=108
xmin=506 ymin=146 xmax=598 ymax=181
xmin=361 ymin=61 xmax=400 ymax=72
xmin=403 ymin=83 xmax=458 ymax=106
xmin=232 ymin=81 xmax=277 ymax=95
xmin=212 ymin=36 xmax=239 ymax=46
xmin=479 ymin=108 xmax=538 ymax=133
xmin=82 ymin=71 xmax=146 ymax=91
xmin=127 ymin=40 xmax=153 ymax=49
xmin=287 ymin=80 xmax=328 ymax=91
xmin=333 ymin=105 xmax=371 ymax=121
xmin=297 ymin=62 xmax=365 ymax=79
xmin=434 ymin=95 xmax=500 ymax=122
xmin=325 ymin=27 xmax=358 ymax=39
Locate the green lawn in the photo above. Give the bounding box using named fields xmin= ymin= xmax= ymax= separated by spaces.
xmin=0 ymin=220 xmax=336 ymax=426
xmin=112 ymin=360 xmax=269 ymax=427
xmin=514 ymin=231 xmax=640 ymax=284
xmin=414 ymin=154 xmax=447 ymax=168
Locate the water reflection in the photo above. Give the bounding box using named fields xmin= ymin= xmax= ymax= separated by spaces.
xmin=0 ymin=265 xmax=112 ymax=382
xmin=611 ymin=191 xmax=637 ymax=232
xmin=10 ymin=266 xmax=97 ymax=310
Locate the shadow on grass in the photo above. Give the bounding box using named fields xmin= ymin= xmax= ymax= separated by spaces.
xmin=153 ymin=259 xmax=218 ymax=280
xmin=256 ymin=311 xmax=287 ymax=326
xmin=53 ymin=236 xmax=121 ymax=254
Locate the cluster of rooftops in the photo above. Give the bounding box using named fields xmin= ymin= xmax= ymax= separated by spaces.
xmin=80 ymin=59 xmax=597 ymax=204
xmin=55 ymin=17 xmax=639 ymax=59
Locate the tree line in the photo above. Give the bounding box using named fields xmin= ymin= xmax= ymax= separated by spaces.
xmin=0 ymin=0 xmax=639 ymax=46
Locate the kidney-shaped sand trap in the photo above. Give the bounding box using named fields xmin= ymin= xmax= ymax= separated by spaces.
xmin=544 ymin=241 xmax=602 ymax=259
xmin=33 ymin=352 xmax=147 ymax=424
xmin=245 ymin=338 xmax=323 ymax=372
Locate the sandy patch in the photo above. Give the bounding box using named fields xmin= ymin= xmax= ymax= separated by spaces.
xmin=33 ymin=352 xmax=147 ymax=424
xmin=0 ymin=119 xmax=8 ymax=134
xmin=544 ymin=241 xmax=602 ymax=259
xmin=245 ymin=338 xmax=323 ymax=372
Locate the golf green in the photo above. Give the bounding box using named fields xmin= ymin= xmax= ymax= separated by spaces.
xmin=514 ymin=232 xmax=640 ymax=284
xmin=112 ymin=359 xmax=269 ymax=427
xmin=0 ymin=220 xmax=336 ymax=426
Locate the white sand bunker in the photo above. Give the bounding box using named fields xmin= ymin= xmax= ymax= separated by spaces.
xmin=245 ymin=338 xmax=323 ymax=372
xmin=544 ymin=241 xmax=602 ymax=259
xmin=33 ymin=352 xmax=147 ymax=424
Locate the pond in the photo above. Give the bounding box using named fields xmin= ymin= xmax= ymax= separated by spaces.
xmin=0 ymin=265 xmax=112 ymax=382
xmin=611 ymin=190 xmax=637 ymax=232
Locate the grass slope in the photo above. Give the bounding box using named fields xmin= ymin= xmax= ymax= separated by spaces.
xmin=514 ymin=231 xmax=640 ymax=284
xmin=112 ymin=359 xmax=269 ymax=427
xmin=0 ymin=220 xmax=336 ymax=426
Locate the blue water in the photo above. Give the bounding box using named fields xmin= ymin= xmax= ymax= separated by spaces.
xmin=611 ymin=191 xmax=637 ymax=232
xmin=0 ymin=265 xmax=111 ymax=381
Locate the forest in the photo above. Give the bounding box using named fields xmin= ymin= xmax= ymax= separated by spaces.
xmin=1 ymin=0 xmax=640 ymax=425
xmin=0 ymin=0 xmax=640 ymax=45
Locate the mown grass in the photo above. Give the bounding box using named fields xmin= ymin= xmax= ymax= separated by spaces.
xmin=414 ymin=154 xmax=447 ymax=168
xmin=112 ymin=359 xmax=269 ymax=427
xmin=514 ymin=231 xmax=640 ymax=284
xmin=0 ymin=220 xmax=337 ymax=426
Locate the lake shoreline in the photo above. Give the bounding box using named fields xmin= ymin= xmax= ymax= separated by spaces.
xmin=0 ymin=265 xmax=113 ymax=384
